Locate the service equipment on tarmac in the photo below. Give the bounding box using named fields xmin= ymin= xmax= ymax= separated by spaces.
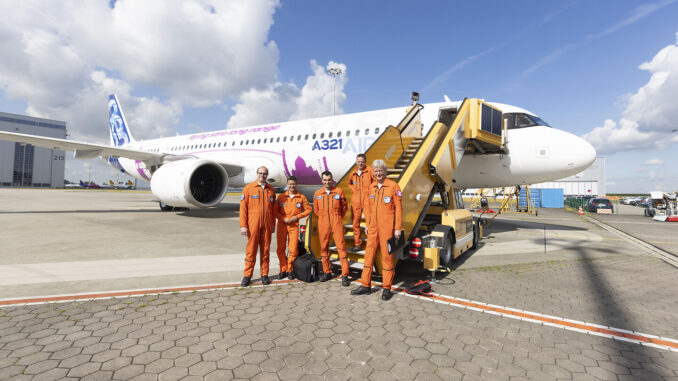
xmin=302 ymin=97 xmax=508 ymax=275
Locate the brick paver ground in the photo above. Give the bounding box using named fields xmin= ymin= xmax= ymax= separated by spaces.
xmin=2 ymin=254 xmax=678 ymax=380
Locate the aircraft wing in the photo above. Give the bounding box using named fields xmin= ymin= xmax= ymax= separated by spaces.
xmin=0 ymin=130 xmax=163 ymax=162
xmin=1 ymin=130 xmax=245 ymax=176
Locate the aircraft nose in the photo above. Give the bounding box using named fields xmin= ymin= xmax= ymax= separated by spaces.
xmin=570 ymin=135 xmax=596 ymax=172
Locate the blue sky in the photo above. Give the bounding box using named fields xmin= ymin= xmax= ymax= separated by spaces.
xmin=0 ymin=0 xmax=677 ymax=192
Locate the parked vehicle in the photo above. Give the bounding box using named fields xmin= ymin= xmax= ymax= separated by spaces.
xmin=629 ymin=196 xmax=645 ymax=206
xmin=587 ymin=198 xmax=614 ymax=213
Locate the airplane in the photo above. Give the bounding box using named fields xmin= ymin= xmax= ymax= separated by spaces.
xmin=0 ymin=94 xmax=596 ymax=211
xmin=79 ymin=180 xmax=101 ymax=189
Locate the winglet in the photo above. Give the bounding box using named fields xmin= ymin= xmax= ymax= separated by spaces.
xmin=444 ymin=95 xmax=452 ymax=103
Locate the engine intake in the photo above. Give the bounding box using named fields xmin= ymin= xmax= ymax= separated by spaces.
xmin=150 ymin=159 xmax=228 ymax=208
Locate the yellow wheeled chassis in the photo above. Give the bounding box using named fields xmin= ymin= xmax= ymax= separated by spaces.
xmin=302 ymin=98 xmax=504 ymax=273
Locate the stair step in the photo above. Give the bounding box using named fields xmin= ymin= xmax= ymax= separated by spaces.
xmin=387 ymin=168 xmax=403 ymax=173
xmin=344 ymin=224 xmax=366 ymax=229
xmin=387 ymin=175 xmax=400 ymax=179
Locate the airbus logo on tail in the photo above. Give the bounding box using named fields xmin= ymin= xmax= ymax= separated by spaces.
xmin=109 ymin=95 xmax=130 ymax=147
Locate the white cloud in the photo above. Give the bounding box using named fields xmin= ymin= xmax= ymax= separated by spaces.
xmin=582 ymin=32 xmax=678 ymax=154
xmin=0 ymin=0 xmax=280 ymax=141
xmin=0 ymin=0 xmax=282 ymax=181
xmin=227 ymin=60 xmax=348 ymax=128
xmin=643 ymin=158 xmax=664 ymax=165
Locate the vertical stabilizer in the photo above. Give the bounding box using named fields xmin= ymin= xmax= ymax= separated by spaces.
xmin=108 ymin=94 xmax=135 ymax=147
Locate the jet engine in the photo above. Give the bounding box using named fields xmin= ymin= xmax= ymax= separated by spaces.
xmin=150 ymin=159 xmax=228 ymax=208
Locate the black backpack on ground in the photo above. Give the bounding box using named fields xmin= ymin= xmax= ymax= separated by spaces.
xmin=406 ymin=280 xmax=434 ymax=297
xmin=293 ymin=253 xmax=318 ymax=282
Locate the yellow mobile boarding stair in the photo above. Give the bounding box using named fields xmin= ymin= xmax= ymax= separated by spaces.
xmin=303 ymin=98 xmax=506 ymax=274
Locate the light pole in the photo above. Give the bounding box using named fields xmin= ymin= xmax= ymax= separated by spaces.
xmin=328 ymin=67 xmax=342 ymax=115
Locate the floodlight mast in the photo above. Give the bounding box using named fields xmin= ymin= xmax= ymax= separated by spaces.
xmin=328 ymin=67 xmax=343 ymax=116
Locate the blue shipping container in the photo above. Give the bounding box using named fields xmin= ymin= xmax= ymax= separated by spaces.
xmin=518 ymin=188 xmax=541 ymax=208
xmin=541 ymin=188 xmax=564 ymax=208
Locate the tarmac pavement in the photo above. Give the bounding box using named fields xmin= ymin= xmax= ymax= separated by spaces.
xmin=1 ymin=188 xmax=677 ymax=380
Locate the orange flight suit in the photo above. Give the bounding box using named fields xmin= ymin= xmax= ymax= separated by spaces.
xmin=239 ymin=181 xmax=276 ymax=278
xmin=313 ymin=187 xmax=350 ymax=276
xmin=275 ymin=191 xmax=311 ymax=273
xmin=348 ymin=165 xmax=376 ymax=247
xmin=360 ymin=178 xmax=403 ymax=290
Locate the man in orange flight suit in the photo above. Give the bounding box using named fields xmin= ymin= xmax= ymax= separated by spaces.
xmin=239 ymin=166 xmax=276 ymax=287
xmin=351 ymin=159 xmax=402 ymax=301
xmin=347 ymin=153 xmax=376 ymax=252
xmin=274 ymin=176 xmax=311 ymax=280
xmin=313 ymin=171 xmax=351 ymax=286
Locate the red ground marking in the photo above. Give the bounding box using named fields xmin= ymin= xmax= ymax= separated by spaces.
xmin=0 ymin=279 xmax=297 ymax=306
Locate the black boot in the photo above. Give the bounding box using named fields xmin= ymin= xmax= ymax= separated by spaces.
xmin=381 ymin=289 xmax=393 ymax=301
xmin=288 ymin=273 xmax=295 ymax=280
xmin=341 ymin=276 xmax=350 ymax=287
xmin=278 ymin=272 xmax=287 ymax=280
xmin=241 ymin=277 xmax=251 ymax=287
xmin=351 ymin=286 xmax=371 ymax=295
xmin=262 ymin=276 xmax=271 ymax=285
xmin=319 ymin=273 xmax=332 ymax=282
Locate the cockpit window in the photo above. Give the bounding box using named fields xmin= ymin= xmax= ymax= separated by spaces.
xmin=504 ymin=113 xmax=551 ymax=129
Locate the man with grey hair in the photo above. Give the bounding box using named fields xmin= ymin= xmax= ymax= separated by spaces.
xmin=351 ymin=159 xmax=403 ymax=301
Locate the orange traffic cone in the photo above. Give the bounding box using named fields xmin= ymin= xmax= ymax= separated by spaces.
xmin=578 ymin=206 xmax=584 ymax=215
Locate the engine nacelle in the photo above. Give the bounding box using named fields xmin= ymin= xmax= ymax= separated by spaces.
xmin=150 ymin=159 xmax=228 ymax=208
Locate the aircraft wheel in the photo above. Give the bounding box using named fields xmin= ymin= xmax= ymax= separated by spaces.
xmin=159 ymin=202 xmax=174 ymax=211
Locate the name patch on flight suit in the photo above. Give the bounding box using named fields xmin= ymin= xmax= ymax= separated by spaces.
xmin=296 ymin=202 xmax=302 ymax=208
xmin=280 ymin=203 xmax=285 ymax=206
xmin=384 ymin=196 xmax=391 ymax=204
xmin=370 ymin=195 xmax=375 ymax=199
xmin=251 ymin=195 xmax=259 ymax=199
xmin=334 ymin=194 xmax=341 ymax=200
xmin=317 ymin=196 xmax=323 ymax=200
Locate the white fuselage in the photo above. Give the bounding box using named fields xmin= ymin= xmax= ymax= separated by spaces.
xmin=113 ymin=101 xmax=596 ymax=190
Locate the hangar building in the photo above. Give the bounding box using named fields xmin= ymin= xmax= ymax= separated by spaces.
xmin=0 ymin=112 xmax=66 ymax=188
xmin=532 ymin=157 xmax=606 ymax=196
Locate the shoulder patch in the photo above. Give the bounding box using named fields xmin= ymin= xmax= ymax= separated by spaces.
xmin=334 ymin=194 xmax=340 ymax=200
xmin=397 ymin=190 xmax=402 ymax=197
xmin=240 ymin=194 xmax=245 ymax=201
xmin=270 ymin=196 xmax=274 ymax=202
xmin=296 ymin=202 xmax=302 ymax=208
xmin=251 ymin=195 xmax=259 ymax=199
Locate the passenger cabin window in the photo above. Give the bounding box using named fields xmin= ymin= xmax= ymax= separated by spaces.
xmin=320 ymin=133 xmax=324 ymax=139
xmin=312 ymin=134 xmax=316 ymax=139
xmin=283 ymin=136 xmax=287 ymax=142
xmin=257 ymin=139 xmax=261 ymax=144
xmin=355 ymin=129 xmax=360 ymax=136
xmin=337 ymin=131 xmax=341 ymax=137
xmin=346 ymin=131 xmax=350 ymax=137
xmin=297 ymin=135 xmax=301 ymax=140
xmin=503 ymin=113 xmax=551 ymax=129
xmin=364 ymin=129 xmax=369 ymax=135
xmin=375 ymin=128 xmax=380 ymax=134
xmin=305 ymin=134 xmax=309 ymax=140
xmin=328 ymin=132 xmax=333 ymax=138
xmin=276 ymin=137 xmax=280 ymax=142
